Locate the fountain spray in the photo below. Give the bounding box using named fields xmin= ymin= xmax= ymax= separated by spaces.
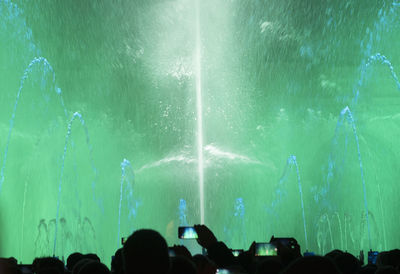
xmin=340 ymin=106 xmax=371 ymax=250
xmin=0 ymin=57 xmax=67 ymax=192
xmin=118 ymin=159 xmax=133 ymax=248
xmin=195 ymin=0 xmax=205 ymax=225
xmin=288 ymin=156 xmax=309 ymax=251
xmin=53 ymin=112 xmax=97 ymax=256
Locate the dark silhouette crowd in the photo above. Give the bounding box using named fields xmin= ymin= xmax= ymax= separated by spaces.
xmin=1 ymin=224 xmax=400 ymax=274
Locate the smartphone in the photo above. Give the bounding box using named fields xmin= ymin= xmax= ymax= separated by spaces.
xmin=121 ymin=237 xmax=127 ymax=245
xmin=178 ymin=226 xmax=198 ymax=239
xmin=216 ymin=269 xmax=232 ymax=274
xmin=231 ymin=249 xmax=244 ymax=257
xmin=272 ymin=237 xmax=297 ymax=249
xmin=368 ymin=250 xmax=379 ymax=265
xmin=255 ymin=243 xmax=278 ymax=256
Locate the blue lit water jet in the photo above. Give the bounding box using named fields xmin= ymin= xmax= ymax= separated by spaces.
xmin=177 ymin=199 xmax=188 ymax=245
xmin=353 ymin=53 xmax=400 ymax=105
xmin=271 ymin=156 xmax=308 ymax=250
xmin=54 ymin=112 xmax=98 ymax=256
xmin=333 ymin=106 xmax=371 ymax=250
xmin=0 ymin=57 xmax=67 ymax=192
xmin=221 ymin=198 xmax=246 ymax=248
xmin=2 ymin=0 xmax=400 ymax=262
xmin=233 ymin=197 xmax=247 ymax=246
xmin=287 ymin=156 xmax=308 ymax=251
xmin=179 ymin=198 xmax=188 ymax=226
xmin=117 ymin=159 xmax=135 ymax=248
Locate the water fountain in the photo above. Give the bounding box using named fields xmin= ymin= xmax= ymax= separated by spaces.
xmin=179 ymin=198 xmax=188 ymax=227
xmin=54 ymin=111 xmax=100 ymax=256
xmin=195 ymin=0 xmax=205 ymax=225
xmin=0 ymin=57 xmax=67 ymax=192
xmin=117 ymin=159 xmax=137 ymax=249
xmin=2 ymin=0 xmax=400 ymax=265
xmin=268 ymin=155 xmax=308 ymax=251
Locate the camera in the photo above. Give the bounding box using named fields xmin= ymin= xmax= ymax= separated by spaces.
xmin=255 ymin=242 xmax=278 ymax=256
xmin=230 ymin=249 xmax=244 ymax=257
xmin=270 ymin=237 xmax=297 ymax=249
xmin=368 ymin=250 xmax=379 ymax=265
xmin=216 ymin=269 xmax=232 ymax=274
xmin=178 ymin=226 xmax=198 ymax=239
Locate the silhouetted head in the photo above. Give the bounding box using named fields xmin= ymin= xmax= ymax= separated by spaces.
xmin=324 ymin=249 xmax=344 ymax=260
xmin=67 ymin=252 xmax=84 ymax=271
xmin=33 ymin=257 xmax=64 ymax=274
xmin=256 ymin=256 xmax=284 ymax=274
xmin=72 ymin=259 xmax=92 ymax=274
xmin=334 ymin=252 xmax=361 ymax=274
xmin=111 ymin=248 xmax=123 ymax=274
xmin=123 ymin=229 xmax=170 ymax=274
xmin=281 ymin=256 xmax=341 ymax=274
xmin=78 ymin=260 xmax=110 ymax=274
xmin=0 ymin=258 xmax=21 ymax=274
xmin=84 ymin=253 xmax=100 ymax=262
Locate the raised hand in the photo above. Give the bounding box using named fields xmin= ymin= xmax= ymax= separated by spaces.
xmin=194 ymin=224 xmax=217 ymax=249
xmin=171 ymin=245 xmax=192 ymax=259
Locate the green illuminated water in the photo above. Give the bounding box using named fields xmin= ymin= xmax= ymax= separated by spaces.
xmin=1 ymin=0 xmax=400 ymax=264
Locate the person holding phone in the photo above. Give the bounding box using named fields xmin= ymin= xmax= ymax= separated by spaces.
xmin=193 ymin=225 xmax=237 ymax=269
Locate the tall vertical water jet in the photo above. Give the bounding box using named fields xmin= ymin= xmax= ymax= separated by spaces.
xmin=179 ymin=199 xmax=188 ymax=226
xmin=377 ymin=183 xmax=387 ymax=250
xmin=195 ymin=0 xmax=205 ymax=224
xmin=233 ymin=198 xmax=247 ymax=246
xmin=54 ymin=112 xmax=98 ymax=256
xmin=271 ymin=156 xmax=308 ymax=250
xmin=0 ymin=57 xmax=67 ymax=192
xmin=338 ymin=106 xmax=371 ymax=250
xmin=117 ymin=159 xmax=135 ymax=248
xmin=178 ymin=199 xmax=188 ymax=245
xmin=287 ymin=156 xmax=308 ymax=251
xmin=19 ymin=177 xmax=30 ymax=261
xmin=4 ymin=0 xmax=400 ymax=262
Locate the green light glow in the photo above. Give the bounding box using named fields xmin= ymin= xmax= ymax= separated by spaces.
xmin=1 ymin=0 xmax=400 ymax=265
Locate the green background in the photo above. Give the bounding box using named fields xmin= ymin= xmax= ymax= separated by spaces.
xmin=1 ymin=0 xmax=400 ymax=264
